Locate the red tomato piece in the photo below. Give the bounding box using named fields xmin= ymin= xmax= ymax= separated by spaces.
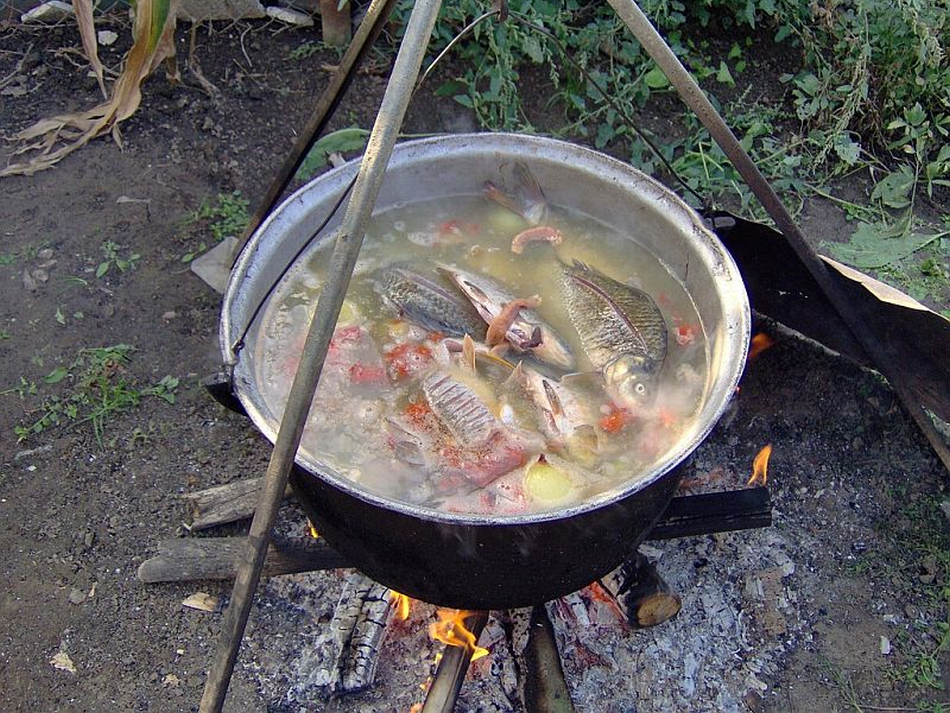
xmin=385 ymin=342 xmax=433 ymax=380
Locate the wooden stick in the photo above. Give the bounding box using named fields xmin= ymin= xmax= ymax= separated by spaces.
xmin=137 ymin=538 xmax=348 ymax=583
xmin=523 ymin=605 xmax=575 ymax=713
xmin=619 ymin=553 xmax=682 ymax=629
xmin=320 ymin=0 xmax=352 ymax=47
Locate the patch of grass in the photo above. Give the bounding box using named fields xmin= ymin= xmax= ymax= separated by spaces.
xmin=287 ymin=41 xmax=323 ymax=60
xmin=4 ymin=344 xmax=179 ymax=446
xmin=182 ymin=191 xmax=250 ymax=261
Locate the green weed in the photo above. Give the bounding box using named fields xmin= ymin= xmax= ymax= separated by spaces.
xmin=185 ymin=191 xmax=250 ymax=252
xmin=96 ymin=240 xmax=141 ymax=279
xmin=5 ymin=344 xmax=179 ymax=446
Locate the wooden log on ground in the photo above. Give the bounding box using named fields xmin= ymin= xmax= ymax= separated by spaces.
xmin=618 ymin=552 xmax=682 ymax=628
xmin=182 ymin=478 xmax=292 ymax=531
xmin=137 ymin=537 xmax=348 ymax=583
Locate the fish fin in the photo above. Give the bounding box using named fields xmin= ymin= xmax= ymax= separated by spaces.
xmin=504 ymin=361 xmax=526 ymax=387
xmin=560 ymin=371 xmax=603 ymax=388
xmin=462 ymin=334 xmax=477 ymax=373
xmin=542 ymin=380 xmax=564 ymax=416
xmin=571 ymin=258 xmax=593 ymax=271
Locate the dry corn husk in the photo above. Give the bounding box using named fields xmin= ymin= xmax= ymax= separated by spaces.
xmin=1 ymin=0 xmax=180 ymax=177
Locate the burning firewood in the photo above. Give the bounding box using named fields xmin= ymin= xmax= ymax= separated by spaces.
xmin=617 ymin=552 xmax=682 ymax=628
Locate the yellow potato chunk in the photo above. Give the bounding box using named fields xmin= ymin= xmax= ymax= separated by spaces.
xmin=524 ymin=461 xmax=572 ymax=504
xmin=338 ymin=300 xmax=359 ymax=324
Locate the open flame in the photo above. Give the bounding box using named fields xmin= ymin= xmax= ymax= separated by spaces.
xmin=389 ymin=590 xmax=412 ymax=621
xmin=306 ymin=520 xmax=320 ymax=539
xmin=748 ymin=444 xmax=773 ymax=486
xmin=748 ymin=333 xmax=775 ymax=360
xmin=429 ymin=610 xmax=489 ymax=661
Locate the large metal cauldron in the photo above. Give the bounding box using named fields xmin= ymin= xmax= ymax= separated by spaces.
xmin=221 ymin=134 xmax=750 ymax=609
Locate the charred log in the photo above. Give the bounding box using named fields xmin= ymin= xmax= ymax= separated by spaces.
xmin=618 ymin=553 xmax=682 ymax=629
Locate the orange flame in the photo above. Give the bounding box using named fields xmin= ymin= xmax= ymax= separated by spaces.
xmin=307 ymin=521 xmax=320 ymax=539
xmin=748 ymin=333 xmax=775 ymax=360
xmin=748 ymin=444 xmax=773 ymax=486
xmin=429 ymin=610 xmax=488 ymax=661
xmin=409 ymin=704 xmax=423 ymax=713
xmin=389 ymin=591 xmax=412 ymax=621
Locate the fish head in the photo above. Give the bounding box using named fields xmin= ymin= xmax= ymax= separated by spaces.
xmin=604 ymin=354 xmax=658 ymax=408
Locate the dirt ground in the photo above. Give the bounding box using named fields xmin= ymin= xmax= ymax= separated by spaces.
xmin=1 ymin=14 xmax=949 ymax=713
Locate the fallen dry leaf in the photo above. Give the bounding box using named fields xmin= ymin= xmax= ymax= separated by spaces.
xmin=182 ymin=591 xmax=219 ymax=612
xmin=50 ymin=649 xmax=77 ymax=674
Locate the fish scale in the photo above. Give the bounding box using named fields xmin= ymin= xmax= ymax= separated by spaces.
xmin=423 ymin=372 xmax=497 ymax=447
xmin=562 ymin=261 xmax=668 ymax=372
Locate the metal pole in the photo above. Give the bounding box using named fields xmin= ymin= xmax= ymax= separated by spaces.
xmin=607 ymin=0 xmax=950 ymax=473
xmin=228 ymin=0 xmax=400 ymax=267
xmin=197 ymin=0 xmax=444 ymax=709
xmin=421 ymin=611 xmax=490 ymax=713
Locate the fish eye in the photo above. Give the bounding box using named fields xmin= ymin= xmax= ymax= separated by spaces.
xmin=635 ymin=383 xmax=646 ymax=395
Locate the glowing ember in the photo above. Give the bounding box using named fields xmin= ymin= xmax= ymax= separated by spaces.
xmin=429 ymin=610 xmax=489 ymax=661
xmin=389 ymin=590 xmax=412 ymax=621
xmin=748 ymin=333 xmax=775 ymax=360
xmin=307 ymin=521 xmax=320 ymax=539
xmin=409 ymin=704 xmax=423 ymax=713
xmin=748 ymin=444 xmax=773 ymax=486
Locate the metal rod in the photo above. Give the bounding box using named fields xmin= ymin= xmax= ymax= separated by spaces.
xmin=228 ymin=0 xmax=400 ymax=267
xmin=197 ymin=0 xmax=444 ymax=710
xmin=607 ymin=0 xmax=950 ymax=473
xmin=421 ymin=611 xmax=490 ymax=713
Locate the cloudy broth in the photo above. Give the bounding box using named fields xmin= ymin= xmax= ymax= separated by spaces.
xmin=253 ymin=194 xmax=708 ymax=516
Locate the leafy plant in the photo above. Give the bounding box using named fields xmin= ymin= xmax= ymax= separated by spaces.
xmin=96 ymin=241 xmax=141 ymax=278
xmin=5 ymin=345 xmax=179 ymax=446
xmin=186 ymin=191 xmax=251 ymax=246
xmin=295 ymin=127 xmax=370 ymax=181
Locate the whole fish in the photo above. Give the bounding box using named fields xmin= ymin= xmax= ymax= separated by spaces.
xmin=373 ymin=265 xmax=486 ymax=339
xmin=560 ymin=261 xmax=668 ymax=406
xmin=438 ymin=265 xmax=576 ymax=370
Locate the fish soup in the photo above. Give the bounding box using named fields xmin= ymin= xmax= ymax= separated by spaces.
xmin=254 ymin=193 xmax=708 ymax=516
